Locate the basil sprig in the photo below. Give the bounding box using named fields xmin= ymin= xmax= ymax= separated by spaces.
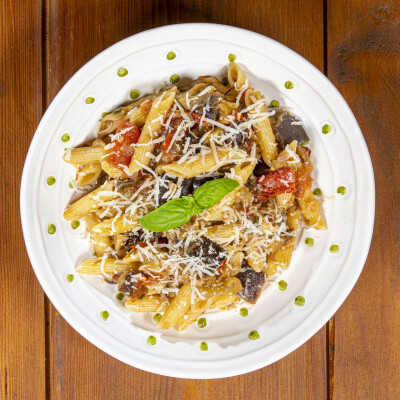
xmin=139 ymin=178 xmax=239 ymax=232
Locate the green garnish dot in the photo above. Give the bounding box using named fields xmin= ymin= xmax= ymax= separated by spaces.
xmin=269 ymin=100 xmax=280 ymax=108
xmin=199 ymin=341 xmax=208 ymax=351
xmin=61 ymin=133 xmax=70 ymax=142
xmin=66 ymin=274 xmax=74 ymax=283
xmin=284 ymin=81 xmax=294 ymax=89
xmin=322 ymin=124 xmax=332 ymax=134
xmin=85 ymin=97 xmax=95 ymax=104
xmin=302 ymin=141 xmax=309 ymax=146
xmin=113 ymin=108 xmax=122 ymax=114
xmin=240 ymin=307 xmax=248 ymax=317
xmin=228 ymin=53 xmax=237 ymax=62
xmin=313 ymin=188 xmax=322 ymax=197
xmin=170 ymin=74 xmax=180 ymax=84
xmin=166 ymin=51 xmax=176 ymax=60
xmin=221 ymin=77 xmax=229 ymax=86
xmin=330 ymin=244 xmax=340 ymax=253
xmin=197 ymin=318 xmax=207 ymax=328
xmin=147 ymin=335 xmax=157 ymax=346
xmin=294 ymin=296 xmax=305 ymax=307
xmin=337 ymin=186 xmax=347 ymax=195
xmin=153 ymin=313 xmax=162 ymax=322
xmin=228 ymin=245 xmax=235 ymax=250
xmin=305 ymin=237 xmax=314 ymax=247
xmin=117 ymin=67 xmax=128 ymax=77
xmin=71 ymin=220 xmax=80 ymax=230
xmin=69 ymin=181 xmax=75 ymax=189
xmin=116 ymin=292 xmax=124 ymax=301
xmin=64 ymin=148 xmax=67 ymax=151
xmin=130 ymin=89 xmax=141 ymax=100
xmin=46 ymin=176 xmax=56 ymax=186
xmin=47 ymin=224 xmax=56 ymax=235
xmin=248 ymin=330 xmax=260 ymax=340
xmin=278 ymin=280 xmax=287 ymax=291
xmin=102 ymin=112 xmax=108 ymax=118
xmin=100 ymin=310 xmax=109 ymax=321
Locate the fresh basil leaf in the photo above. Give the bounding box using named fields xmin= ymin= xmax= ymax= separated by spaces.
xmin=139 ymin=196 xmax=196 ymax=232
xmin=193 ymin=178 xmax=239 ymax=210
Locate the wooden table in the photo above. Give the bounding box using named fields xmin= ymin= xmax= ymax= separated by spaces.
xmin=1 ymin=1 xmax=399 ymax=398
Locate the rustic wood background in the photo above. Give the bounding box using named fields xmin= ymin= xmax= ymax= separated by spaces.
xmin=1 ymin=0 xmax=399 ymax=399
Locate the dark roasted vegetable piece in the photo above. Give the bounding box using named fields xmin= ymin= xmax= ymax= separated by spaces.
xmin=253 ymin=161 xmax=270 ymax=177
xmin=186 ymin=237 xmax=227 ymax=268
xmin=124 ymin=230 xmax=145 ymax=247
xmin=236 ymin=260 xmax=265 ymax=303
xmin=117 ymin=270 xmax=148 ymax=299
xmin=193 ymin=93 xmax=220 ymax=121
xmin=275 ymin=112 xmax=310 ymax=147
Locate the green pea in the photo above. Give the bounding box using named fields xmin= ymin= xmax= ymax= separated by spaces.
xmin=69 ymin=180 xmax=75 ymax=189
xmin=221 ymin=77 xmax=229 ymax=86
xmin=197 ymin=318 xmax=207 ymax=328
xmin=147 ymin=335 xmax=157 ymax=346
xmin=46 ymin=176 xmax=56 ymax=186
xmin=153 ymin=313 xmax=162 ymax=322
xmin=170 ymin=74 xmax=180 ymax=84
xmin=305 ymin=237 xmax=314 ymax=247
xmin=166 ymin=51 xmax=176 ymax=60
xmin=47 ymin=224 xmax=56 ymax=235
xmin=100 ymin=310 xmax=109 ymax=321
xmin=313 ymin=188 xmax=322 ymax=197
xmin=284 ymin=81 xmax=294 ymax=89
xmin=294 ymin=296 xmax=305 ymax=306
xmin=71 ymin=220 xmax=80 ymax=230
xmin=61 ymin=133 xmax=70 ymax=142
xmin=116 ymin=292 xmax=124 ymax=301
xmin=85 ymin=97 xmax=95 ymax=104
xmin=248 ymin=330 xmax=260 ymax=340
xmin=330 ymin=244 xmax=340 ymax=253
xmin=228 ymin=53 xmax=237 ymax=62
xmin=337 ymin=186 xmax=346 ymax=195
xmin=240 ymin=307 xmax=248 ymax=317
xmin=199 ymin=341 xmax=208 ymax=351
xmin=117 ymin=67 xmax=128 ymax=77
xmin=66 ymin=274 xmax=74 ymax=283
xmin=278 ymin=280 xmax=287 ymax=291
xmin=322 ymin=124 xmax=332 ymax=134
xmin=269 ymin=100 xmax=280 ymax=108
xmin=102 ymin=112 xmax=108 ymax=118
xmin=130 ymin=89 xmax=141 ymax=100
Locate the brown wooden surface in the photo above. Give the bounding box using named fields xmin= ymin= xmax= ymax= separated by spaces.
xmin=1 ymin=0 xmax=398 ymax=399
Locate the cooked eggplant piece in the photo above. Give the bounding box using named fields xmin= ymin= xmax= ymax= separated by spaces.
xmin=275 ymin=112 xmax=309 ymax=147
xmin=186 ymin=237 xmax=227 ymax=268
xmin=193 ymin=93 xmax=220 ymax=121
xmin=236 ymin=260 xmax=265 ymax=303
xmin=117 ymin=270 xmax=148 ymax=299
xmin=253 ymin=161 xmax=270 ymax=177
xmin=124 ymin=229 xmax=146 ymax=247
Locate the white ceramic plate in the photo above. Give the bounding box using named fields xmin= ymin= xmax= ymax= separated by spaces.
xmin=20 ymin=23 xmax=375 ymax=379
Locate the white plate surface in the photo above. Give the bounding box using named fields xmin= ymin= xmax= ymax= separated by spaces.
xmin=20 ymin=23 xmax=375 ymax=379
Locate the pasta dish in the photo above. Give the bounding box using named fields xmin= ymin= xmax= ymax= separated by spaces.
xmin=63 ymin=62 xmax=326 ymax=331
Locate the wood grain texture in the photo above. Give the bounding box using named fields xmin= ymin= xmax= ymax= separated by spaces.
xmin=327 ymin=1 xmax=400 ymax=399
xmin=44 ymin=1 xmax=326 ymax=399
xmin=0 ymin=0 xmax=46 ymax=399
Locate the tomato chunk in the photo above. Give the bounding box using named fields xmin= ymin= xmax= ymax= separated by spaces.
xmin=257 ymin=167 xmax=296 ymax=196
xmin=107 ymin=121 xmax=140 ymax=170
xmin=295 ymin=164 xmax=313 ymax=198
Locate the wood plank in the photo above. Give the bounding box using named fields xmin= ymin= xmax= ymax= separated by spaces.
xmin=327 ymin=1 xmax=400 ymax=399
xmin=0 ymin=0 xmax=46 ymax=399
xmin=45 ymin=1 xmax=326 ymax=399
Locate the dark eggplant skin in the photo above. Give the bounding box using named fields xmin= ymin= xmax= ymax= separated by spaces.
xmin=186 ymin=237 xmax=227 ymax=269
xmin=117 ymin=270 xmax=148 ymax=299
xmin=236 ymin=260 xmax=265 ymax=303
xmin=275 ymin=112 xmax=310 ymax=147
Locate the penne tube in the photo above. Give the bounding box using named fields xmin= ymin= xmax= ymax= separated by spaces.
xmin=63 ymin=146 xmax=106 ymax=164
